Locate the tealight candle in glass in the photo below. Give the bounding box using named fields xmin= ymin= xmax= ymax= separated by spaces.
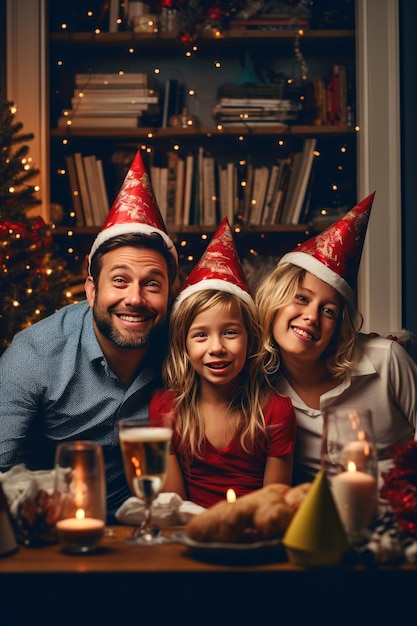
xmin=321 ymin=408 xmax=378 ymax=545
xmin=54 ymin=441 xmax=106 ymax=553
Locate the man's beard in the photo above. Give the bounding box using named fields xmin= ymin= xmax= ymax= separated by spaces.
xmin=93 ymin=303 xmax=154 ymax=350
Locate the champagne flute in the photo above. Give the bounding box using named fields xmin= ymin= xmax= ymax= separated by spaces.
xmin=118 ymin=417 xmax=173 ymax=545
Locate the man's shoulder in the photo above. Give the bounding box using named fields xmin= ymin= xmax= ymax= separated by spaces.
xmin=6 ymin=300 xmax=91 ymax=351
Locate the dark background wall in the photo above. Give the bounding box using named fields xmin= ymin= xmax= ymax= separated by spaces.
xmin=0 ymin=0 xmax=6 ymax=98
xmin=400 ymin=0 xmax=417 ymax=333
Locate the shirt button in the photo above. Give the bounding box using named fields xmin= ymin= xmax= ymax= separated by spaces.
xmin=101 ymin=360 xmax=105 ymax=367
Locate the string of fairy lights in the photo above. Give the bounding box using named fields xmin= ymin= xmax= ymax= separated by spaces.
xmin=49 ymin=3 xmax=359 ymax=268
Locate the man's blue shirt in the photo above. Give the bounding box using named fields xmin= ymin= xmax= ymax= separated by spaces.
xmin=0 ymin=299 xmax=165 ymax=522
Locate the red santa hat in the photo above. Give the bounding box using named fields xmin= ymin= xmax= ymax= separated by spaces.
xmin=88 ymin=150 xmax=178 ymax=273
xmin=173 ymin=217 xmax=254 ymax=312
xmin=278 ymin=192 xmax=375 ymax=314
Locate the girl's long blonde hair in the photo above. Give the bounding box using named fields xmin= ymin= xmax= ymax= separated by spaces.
xmin=163 ymin=289 xmax=269 ymax=458
xmin=254 ymin=263 xmax=361 ymax=381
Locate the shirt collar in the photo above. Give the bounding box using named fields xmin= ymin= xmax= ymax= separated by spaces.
xmin=350 ymin=348 xmax=377 ymax=377
xmin=81 ymin=308 xmax=105 ymax=363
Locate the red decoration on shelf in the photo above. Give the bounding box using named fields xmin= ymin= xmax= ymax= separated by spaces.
xmin=381 ymin=441 xmax=417 ymax=537
xmin=157 ymin=0 xmax=246 ymax=42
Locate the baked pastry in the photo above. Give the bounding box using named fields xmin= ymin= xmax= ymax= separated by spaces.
xmin=284 ymin=482 xmax=311 ymax=509
xmin=186 ymin=482 xmax=311 ymax=543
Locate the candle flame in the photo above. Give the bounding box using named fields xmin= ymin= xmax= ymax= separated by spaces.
xmin=226 ymin=488 xmax=236 ymax=503
xmin=75 ymin=508 xmax=86 ymax=520
xmin=347 ymin=461 xmax=357 ymax=472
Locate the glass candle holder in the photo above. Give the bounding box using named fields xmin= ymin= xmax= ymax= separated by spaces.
xmin=54 ymin=441 xmax=106 ymax=553
xmin=321 ymin=408 xmax=378 ymax=545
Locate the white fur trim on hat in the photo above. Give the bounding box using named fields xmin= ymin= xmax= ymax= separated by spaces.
xmin=172 ymin=278 xmax=255 ymax=313
xmin=88 ymin=223 xmax=178 ymax=273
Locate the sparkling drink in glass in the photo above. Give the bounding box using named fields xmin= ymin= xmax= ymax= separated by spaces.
xmin=118 ymin=418 xmax=173 ymax=545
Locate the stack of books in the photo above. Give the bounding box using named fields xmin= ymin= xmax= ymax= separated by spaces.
xmin=228 ymin=5 xmax=312 ymax=31
xmin=213 ymin=84 xmax=302 ymax=127
xmin=229 ymin=16 xmax=311 ymax=31
xmin=57 ymin=72 xmax=159 ymax=129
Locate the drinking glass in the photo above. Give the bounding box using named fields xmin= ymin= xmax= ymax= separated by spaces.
xmin=321 ymin=407 xmax=378 ymax=545
xmin=118 ymin=418 xmax=173 ymax=545
xmin=54 ymin=441 xmax=106 ymax=553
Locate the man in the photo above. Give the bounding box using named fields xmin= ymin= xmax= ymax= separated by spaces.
xmin=0 ymin=151 xmax=178 ymax=522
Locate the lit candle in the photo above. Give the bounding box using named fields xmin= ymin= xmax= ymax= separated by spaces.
xmin=331 ymin=462 xmax=376 ymax=537
xmin=226 ymin=488 xmax=236 ymax=503
xmin=56 ymin=508 xmax=105 ymax=552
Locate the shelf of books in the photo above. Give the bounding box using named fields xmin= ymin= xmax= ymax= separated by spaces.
xmin=49 ymin=2 xmax=356 ymax=273
xmin=56 ymin=131 xmax=356 ymax=230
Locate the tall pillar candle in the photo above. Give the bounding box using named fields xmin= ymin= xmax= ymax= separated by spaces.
xmin=331 ymin=467 xmax=376 ymax=537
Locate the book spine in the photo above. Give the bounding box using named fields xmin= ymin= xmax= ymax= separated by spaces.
xmin=96 ymin=159 xmax=110 ymax=222
xmin=83 ymin=155 xmax=105 ymax=226
xmin=338 ymin=65 xmax=348 ymax=126
xmin=174 ymin=157 xmax=185 ymax=226
xmin=108 ymin=0 xmax=120 ymax=32
xmin=197 ymin=146 xmax=204 ymax=225
xmin=280 ymin=151 xmax=304 ymax=224
xmin=166 ymin=152 xmax=182 ymax=227
xmin=250 ymin=166 xmax=268 ymax=225
xmin=150 ymin=165 xmax=161 ymax=214
xmin=291 ymin=138 xmax=317 ymax=224
xmin=242 ymin=163 xmax=254 ymax=224
xmin=218 ymin=164 xmax=228 ymax=222
xmin=64 ymin=154 xmax=85 ymax=226
xmin=263 ymin=164 xmax=280 ymax=225
xmin=75 ymin=73 xmax=147 ymax=84
xmin=73 ymin=153 xmax=94 ymax=227
xmin=158 ymin=167 xmax=169 ymax=223
xmin=271 ymin=158 xmax=291 ymax=225
xmin=182 ymin=154 xmax=194 ymax=226
xmin=70 ymin=107 xmax=148 ymax=114
xmin=58 ymin=116 xmax=139 ymax=128
xmin=203 ymin=156 xmax=217 ymax=226
xmin=226 ymin=162 xmax=236 ymax=224
xmin=313 ymin=77 xmax=326 ymax=125
xmin=162 ymin=79 xmax=179 ymax=128
xmin=73 ymin=91 xmax=155 ymax=100
xmin=331 ymin=65 xmax=341 ymax=126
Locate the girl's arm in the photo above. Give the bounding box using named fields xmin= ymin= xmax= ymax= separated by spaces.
xmin=162 ymin=453 xmax=187 ymax=499
xmin=263 ymin=454 xmax=293 ymax=487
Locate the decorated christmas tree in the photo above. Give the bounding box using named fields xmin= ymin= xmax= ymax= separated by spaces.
xmin=0 ymin=100 xmax=73 ymax=355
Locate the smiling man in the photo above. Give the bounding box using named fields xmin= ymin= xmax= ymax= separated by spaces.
xmin=0 ymin=151 xmax=178 ymax=523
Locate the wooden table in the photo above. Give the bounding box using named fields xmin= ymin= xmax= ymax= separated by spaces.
xmin=1 ymin=526 xmax=417 ymax=626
